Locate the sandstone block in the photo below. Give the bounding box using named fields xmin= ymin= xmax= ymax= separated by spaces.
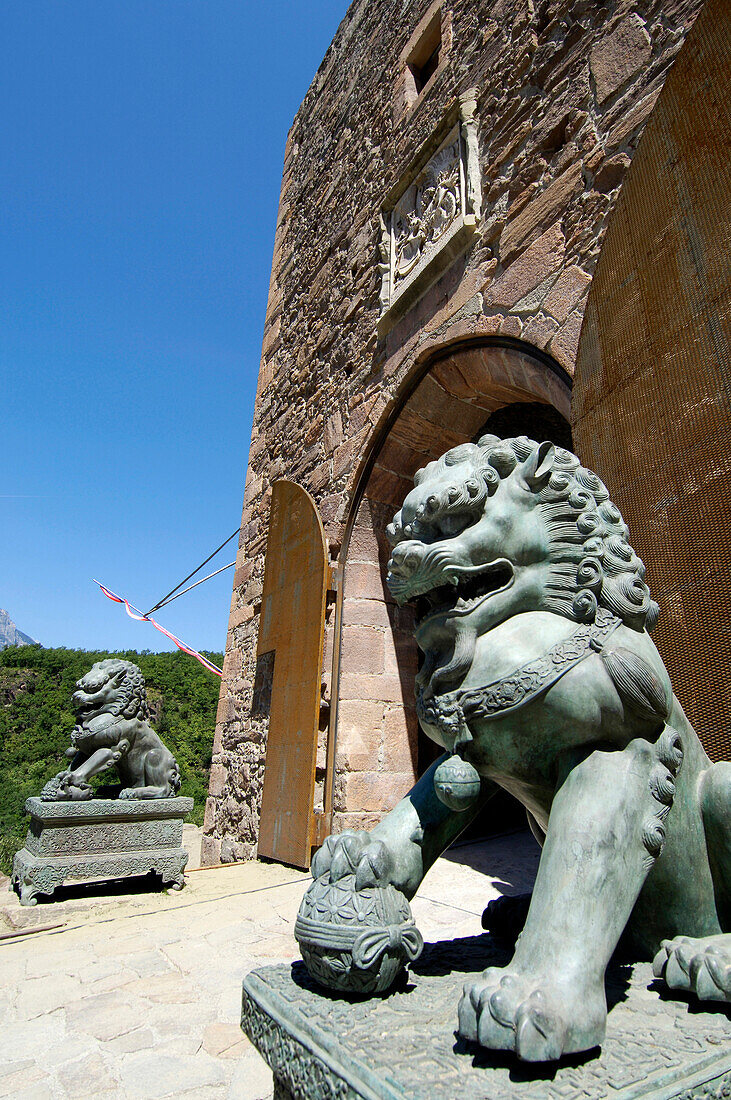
xmin=344 ymin=561 xmax=388 ymax=601
xmin=499 ymin=314 xmax=523 ymax=337
xmin=499 ymin=163 xmax=583 ymax=262
xmin=594 ymin=152 xmax=632 ymax=193
xmin=342 ymin=770 xmax=414 ymax=813
xmin=550 ymin=307 xmax=584 ymax=370
xmin=341 ymin=625 xmax=385 ymax=675
xmin=521 ymin=311 xmax=560 ymax=349
xmin=338 ymin=673 xmax=407 ymax=704
xmin=331 ymin=811 xmax=383 ymax=834
xmin=543 ymin=264 xmax=592 ymax=323
xmin=343 ymin=597 xmax=393 ymax=629
xmin=591 ymin=14 xmax=652 ymax=104
xmin=383 ymin=630 xmax=418 ymax=677
xmin=382 ymin=705 xmax=419 ymax=773
xmin=200 ymin=835 xmax=221 ymax=866
xmin=208 ymin=763 xmax=228 ymax=798
xmin=488 ymin=223 xmax=565 ymax=309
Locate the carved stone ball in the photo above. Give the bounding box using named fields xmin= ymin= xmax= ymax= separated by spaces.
xmin=295 ymin=872 xmax=423 ymax=995
xmin=433 ymin=753 xmax=482 ymax=812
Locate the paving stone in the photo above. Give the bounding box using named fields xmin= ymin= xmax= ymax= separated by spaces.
xmin=202 ymin=1021 xmax=249 ymax=1058
xmin=56 ymin=1051 xmax=119 ymax=1096
xmin=2 ymin=1013 xmax=66 ymax=1061
xmin=227 ymin=1051 xmax=274 ymax=1100
xmin=104 ymin=1026 xmax=156 ymax=1054
xmin=118 ymin=1052 xmax=226 ymax=1099
xmin=64 ymin=992 xmax=140 ymax=1042
xmin=0 ymin=1060 xmax=49 ymax=1093
xmin=15 ymin=973 xmax=83 ymax=1020
xmin=125 ymin=949 xmax=176 ymax=977
xmin=127 ymin=971 xmax=198 ymax=1004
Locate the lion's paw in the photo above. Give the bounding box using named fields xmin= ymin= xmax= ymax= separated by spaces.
xmin=458 ymin=968 xmax=605 ymax=1062
xmin=310 ymin=831 xmax=395 ymax=889
xmin=653 ymin=934 xmax=731 ymax=1002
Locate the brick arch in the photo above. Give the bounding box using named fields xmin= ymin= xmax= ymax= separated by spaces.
xmin=325 ymin=339 xmax=571 ymax=835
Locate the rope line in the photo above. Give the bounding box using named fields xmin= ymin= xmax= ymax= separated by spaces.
xmin=94 ymin=580 xmax=223 ymax=677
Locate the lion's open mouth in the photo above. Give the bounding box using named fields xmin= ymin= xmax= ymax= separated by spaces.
xmin=413 ymin=559 xmax=514 ymax=626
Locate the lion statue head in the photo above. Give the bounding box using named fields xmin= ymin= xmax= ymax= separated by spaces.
xmin=386 ymin=435 xmax=658 ymax=696
xmin=72 ymin=659 xmax=150 ymax=724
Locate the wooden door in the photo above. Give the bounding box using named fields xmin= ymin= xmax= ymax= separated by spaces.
xmin=257 ymin=481 xmax=329 ymax=867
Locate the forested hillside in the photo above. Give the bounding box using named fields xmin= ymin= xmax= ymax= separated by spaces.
xmin=0 ymin=646 xmax=222 ymax=873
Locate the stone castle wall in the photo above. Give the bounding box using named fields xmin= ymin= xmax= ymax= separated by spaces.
xmin=202 ymin=0 xmax=702 ymax=865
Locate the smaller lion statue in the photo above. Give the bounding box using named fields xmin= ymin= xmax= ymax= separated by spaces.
xmin=40 ymin=659 xmax=181 ymax=801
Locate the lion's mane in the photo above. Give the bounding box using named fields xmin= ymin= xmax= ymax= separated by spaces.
xmin=388 ymin=435 xmax=659 ymax=633
xmin=77 ymin=659 xmax=150 ymax=721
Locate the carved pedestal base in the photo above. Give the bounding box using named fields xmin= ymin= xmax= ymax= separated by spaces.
xmin=11 ymin=796 xmax=193 ymax=905
xmin=242 ymin=939 xmax=731 ymax=1100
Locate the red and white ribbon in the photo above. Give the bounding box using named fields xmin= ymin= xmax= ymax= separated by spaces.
xmin=94 ymin=580 xmax=223 ymax=677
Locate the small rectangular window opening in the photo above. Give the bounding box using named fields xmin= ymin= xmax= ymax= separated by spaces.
xmin=407 ymin=12 xmax=442 ymax=97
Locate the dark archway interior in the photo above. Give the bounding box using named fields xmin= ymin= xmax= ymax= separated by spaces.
xmin=475 ymin=401 xmax=573 ymax=450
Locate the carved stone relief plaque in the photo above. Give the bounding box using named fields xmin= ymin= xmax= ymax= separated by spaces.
xmin=379 ymin=91 xmax=482 ymax=333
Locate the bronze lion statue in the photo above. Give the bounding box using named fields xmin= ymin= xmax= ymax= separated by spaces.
xmin=41 ymin=659 xmax=181 ymax=801
xmin=313 ymin=435 xmax=731 ymax=1062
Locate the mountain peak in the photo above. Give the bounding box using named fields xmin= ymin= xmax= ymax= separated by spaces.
xmin=0 ymin=609 xmax=38 ymax=649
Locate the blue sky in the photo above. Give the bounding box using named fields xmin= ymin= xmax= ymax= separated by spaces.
xmin=2 ymin=1 xmax=349 ymax=656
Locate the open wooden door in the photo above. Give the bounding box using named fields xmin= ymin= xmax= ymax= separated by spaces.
xmin=256 ymin=481 xmax=329 ymax=868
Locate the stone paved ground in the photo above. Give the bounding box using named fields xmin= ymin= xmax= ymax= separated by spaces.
xmin=0 ymin=829 xmax=539 ymax=1099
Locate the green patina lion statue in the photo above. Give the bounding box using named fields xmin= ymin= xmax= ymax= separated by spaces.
xmin=312 ymin=435 xmax=731 ymax=1062
xmin=41 ymin=658 xmax=181 ymax=801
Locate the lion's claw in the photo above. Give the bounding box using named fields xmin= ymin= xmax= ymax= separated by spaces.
xmin=458 ymin=968 xmax=605 ymax=1061
xmin=311 ymin=831 xmax=395 ymax=888
xmin=653 ymin=934 xmax=731 ymax=1002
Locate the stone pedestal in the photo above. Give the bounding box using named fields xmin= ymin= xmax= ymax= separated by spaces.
xmin=242 ymin=937 xmax=731 ymax=1100
xmin=11 ymin=796 xmax=194 ymax=905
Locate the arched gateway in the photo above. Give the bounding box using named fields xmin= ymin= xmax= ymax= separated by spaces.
xmin=202 ymin=0 xmax=706 ymax=867
xmin=327 ymin=340 xmax=571 ymax=840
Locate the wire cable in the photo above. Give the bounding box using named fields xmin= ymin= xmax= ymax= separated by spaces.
xmin=151 ymin=561 xmax=235 ymax=612
xmin=144 ymin=529 xmax=239 ymax=616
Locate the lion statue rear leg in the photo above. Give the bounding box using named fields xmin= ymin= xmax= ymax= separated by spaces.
xmin=653 ymin=761 xmax=731 ymax=1002
xmin=459 ymin=733 xmax=683 ymax=1061
xmin=119 ymin=746 xmax=181 ymax=799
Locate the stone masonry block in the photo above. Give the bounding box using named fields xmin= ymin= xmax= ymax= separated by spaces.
xmin=499 ymin=163 xmax=583 ymax=263
xmin=591 ymin=14 xmax=652 ymax=105
xmin=382 ymin=705 xmax=419 ymax=775
xmin=487 ymin=222 xmax=565 ymax=309
xmin=342 ymin=771 xmax=414 ymax=814
xmin=543 ymin=264 xmax=592 ymax=323
xmin=340 ymin=625 xmax=385 ymax=676
xmin=347 ymin=525 xmax=383 ymax=563
xmin=383 ymin=629 xmax=418 ymax=677
xmin=200 ymin=835 xmax=221 ymax=866
xmin=331 ymin=812 xmax=383 ymax=835
xmin=208 ymin=763 xmax=228 ymax=798
xmin=345 ymin=562 xmax=390 ymax=601
xmin=550 ymin=307 xmax=584 ymax=371
xmin=339 ymin=673 xmax=407 ymax=704
xmin=342 ymin=597 xmax=394 ymax=630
